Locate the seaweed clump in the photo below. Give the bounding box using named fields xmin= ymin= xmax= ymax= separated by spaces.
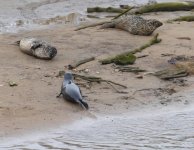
xmin=101 ymin=53 xmax=136 ymax=65
xmin=100 ymin=33 xmax=161 ymax=65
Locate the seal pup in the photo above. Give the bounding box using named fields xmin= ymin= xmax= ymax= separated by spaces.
xmin=57 ymin=72 xmax=89 ymax=110
xmin=16 ymin=37 xmax=57 ymax=60
xmin=101 ymin=15 xmax=163 ymax=36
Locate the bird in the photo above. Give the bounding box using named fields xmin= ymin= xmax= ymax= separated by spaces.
xmin=57 ymin=72 xmax=89 ymax=110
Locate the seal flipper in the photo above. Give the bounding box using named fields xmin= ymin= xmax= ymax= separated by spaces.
xmin=79 ymin=99 xmax=89 ymax=110
xmin=15 ymin=40 xmax=20 ymax=46
xmin=31 ymin=42 xmax=42 ymax=50
xmin=100 ymin=22 xmax=116 ymax=29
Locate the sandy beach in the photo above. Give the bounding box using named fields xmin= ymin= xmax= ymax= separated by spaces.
xmin=1 ymin=5 xmax=194 ymax=148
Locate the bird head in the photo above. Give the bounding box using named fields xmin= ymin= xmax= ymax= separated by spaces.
xmin=64 ymin=72 xmax=73 ymax=81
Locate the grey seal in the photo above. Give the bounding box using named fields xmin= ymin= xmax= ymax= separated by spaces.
xmin=57 ymin=72 xmax=89 ymax=110
xmin=101 ymin=15 xmax=163 ymax=36
xmin=16 ymin=37 xmax=57 ymax=60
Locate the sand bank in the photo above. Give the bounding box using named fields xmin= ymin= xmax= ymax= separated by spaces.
xmin=0 ymin=10 xmax=194 ymax=141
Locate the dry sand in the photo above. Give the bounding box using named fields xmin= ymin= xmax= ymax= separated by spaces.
xmin=0 ymin=11 xmax=194 ymax=139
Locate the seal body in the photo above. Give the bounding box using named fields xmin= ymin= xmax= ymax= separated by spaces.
xmin=18 ymin=38 xmax=57 ymax=60
xmin=101 ymin=15 xmax=163 ymax=36
xmin=57 ymin=73 xmax=89 ymax=110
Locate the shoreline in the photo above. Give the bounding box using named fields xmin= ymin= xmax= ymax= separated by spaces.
xmin=1 ymin=10 xmax=194 ymax=144
xmin=2 ymin=102 xmax=194 ymax=146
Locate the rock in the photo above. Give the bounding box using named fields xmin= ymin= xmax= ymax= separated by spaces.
xmin=84 ymin=68 xmax=90 ymax=73
xmin=9 ymin=81 xmax=18 ymax=87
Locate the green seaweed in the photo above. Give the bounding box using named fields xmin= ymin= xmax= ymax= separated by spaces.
xmin=172 ymin=15 xmax=194 ymax=22
xmin=134 ymin=2 xmax=194 ymax=14
xmin=100 ymin=53 xmax=136 ymax=65
xmin=100 ymin=33 xmax=161 ymax=65
xmin=114 ymin=54 xmax=136 ymax=65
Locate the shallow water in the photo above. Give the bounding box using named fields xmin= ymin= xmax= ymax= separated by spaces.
xmin=1 ymin=109 xmax=194 ymax=150
xmin=0 ymin=0 xmax=181 ymax=33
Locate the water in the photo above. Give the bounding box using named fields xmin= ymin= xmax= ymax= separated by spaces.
xmin=1 ymin=109 xmax=194 ymax=150
xmin=0 ymin=0 xmax=181 ymax=33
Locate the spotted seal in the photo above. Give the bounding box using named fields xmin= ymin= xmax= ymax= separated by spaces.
xmin=57 ymin=72 xmax=89 ymax=110
xmin=16 ymin=37 xmax=57 ymax=60
xmin=101 ymin=15 xmax=163 ymax=36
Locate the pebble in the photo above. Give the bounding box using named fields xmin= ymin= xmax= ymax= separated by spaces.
xmin=84 ymin=68 xmax=90 ymax=73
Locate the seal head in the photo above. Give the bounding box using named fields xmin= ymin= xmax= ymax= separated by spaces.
xmin=33 ymin=43 xmax=57 ymax=60
xmin=148 ymin=19 xmax=163 ymax=28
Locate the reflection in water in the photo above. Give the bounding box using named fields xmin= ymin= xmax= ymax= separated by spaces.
xmin=2 ymin=110 xmax=194 ymax=150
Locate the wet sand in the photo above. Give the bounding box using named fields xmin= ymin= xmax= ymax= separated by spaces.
xmin=0 ymin=10 xmax=194 ymax=145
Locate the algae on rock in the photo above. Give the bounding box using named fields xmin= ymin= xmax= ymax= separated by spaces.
xmin=101 ymin=53 xmax=136 ymax=65
xmin=100 ymin=33 xmax=161 ymax=65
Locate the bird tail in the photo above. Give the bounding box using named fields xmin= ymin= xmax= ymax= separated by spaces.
xmin=80 ymin=99 xmax=89 ymax=110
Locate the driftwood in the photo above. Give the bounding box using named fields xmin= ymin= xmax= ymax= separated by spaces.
xmin=130 ymin=33 xmax=161 ymax=54
xmin=115 ymin=66 xmax=146 ymax=73
xmin=56 ymin=71 xmax=127 ymax=93
xmin=161 ymin=53 xmax=174 ymax=57
xmin=100 ymin=53 xmax=136 ymax=65
xmin=100 ymin=33 xmax=161 ymax=65
xmin=133 ymin=2 xmax=194 ymax=14
xmin=113 ymin=6 xmax=134 ymax=19
xmin=75 ymin=21 xmax=111 ymax=31
xmin=154 ymin=68 xmax=188 ymax=80
xmin=68 ymin=57 xmax=95 ymax=70
xmin=72 ymin=73 xmax=127 ymax=88
xmin=172 ymin=15 xmax=194 ymax=22
xmin=120 ymin=5 xmax=131 ymax=9
xmin=87 ymin=7 xmax=126 ymax=13
xmin=176 ymin=37 xmax=191 ymax=40
xmin=137 ymin=54 xmax=149 ymax=58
